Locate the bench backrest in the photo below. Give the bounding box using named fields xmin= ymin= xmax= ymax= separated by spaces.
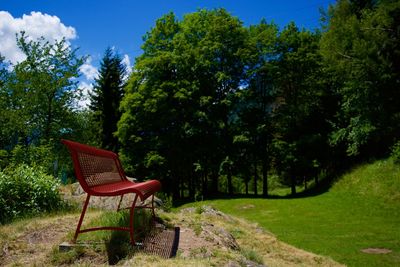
xmin=62 ymin=139 xmax=127 ymax=193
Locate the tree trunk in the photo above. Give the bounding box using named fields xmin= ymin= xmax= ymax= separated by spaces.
xmin=211 ymin=171 xmax=219 ymax=196
xmin=172 ymin=175 xmax=180 ymax=201
xmin=202 ymin=172 xmax=208 ymax=198
xmin=304 ymin=176 xmax=307 ymax=190
xmin=180 ymin=177 xmax=184 ymax=198
xmin=262 ymin=160 xmax=268 ymax=197
xmin=291 ymin=175 xmax=296 ymax=195
xmin=253 ymin=162 xmax=258 ymax=196
xmin=227 ymin=167 xmax=233 ymax=196
xmin=45 ymin=95 xmax=53 ymax=142
xmin=189 ymin=172 xmax=195 ymax=201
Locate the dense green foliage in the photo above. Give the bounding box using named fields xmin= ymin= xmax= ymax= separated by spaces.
xmin=321 ymin=0 xmax=400 ymax=156
xmin=1 ymin=33 xmax=85 ymax=147
xmin=0 ymin=164 xmax=63 ymax=223
xmin=117 ymin=0 xmax=400 ymax=200
xmin=0 ymin=33 xmax=90 ymax=221
xmin=89 ymin=47 xmax=126 ymax=151
xmin=391 ymin=140 xmax=400 ymax=164
xmin=183 ymin=157 xmax=400 ymax=266
xmin=117 ymin=10 xmax=251 ymax=198
xmin=0 ymin=32 xmax=87 ymax=175
xmin=116 ymin=9 xmax=334 ymax=199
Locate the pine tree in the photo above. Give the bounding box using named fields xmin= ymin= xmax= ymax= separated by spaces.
xmin=89 ymin=47 xmax=126 ymax=151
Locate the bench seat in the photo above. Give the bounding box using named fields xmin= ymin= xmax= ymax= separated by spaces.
xmin=91 ymin=180 xmax=161 ymax=200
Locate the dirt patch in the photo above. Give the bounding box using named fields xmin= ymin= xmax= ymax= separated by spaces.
xmin=177 ymin=227 xmax=215 ymax=258
xmin=1 ymin=215 xmax=76 ymax=266
xmin=0 ymin=212 xmax=100 ymax=267
xmin=23 ymin=223 xmax=72 ymax=245
xmin=240 ymin=204 xmax=255 ymax=209
xmin=361 ymin=248 xmax=392 ymax=254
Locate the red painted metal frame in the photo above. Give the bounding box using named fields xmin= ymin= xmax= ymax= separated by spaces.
xmin=62 ymin=139 xmax=161 ymax=246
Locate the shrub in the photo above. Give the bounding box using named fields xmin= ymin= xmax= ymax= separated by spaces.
xmin=157 ymin=192 xmax=172 ymax=212
xmin=10 ymin=144 xmax=56 ymax=174
xmin=0 ymin=149 xmax=9 ymax=169
xmin=391 ymin=141 xmax=400 ymax=164
xmin=240 ymin=248 xmax=264 ymax=265
xmin=0 ymin=164 xmax=63 ymax=223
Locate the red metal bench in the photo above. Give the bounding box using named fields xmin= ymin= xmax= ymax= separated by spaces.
xmin=62 ymin=139 xmax=161 ymax=246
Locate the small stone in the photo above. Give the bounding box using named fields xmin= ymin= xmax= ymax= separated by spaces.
xmin=59 ymin=242 xmax=76 ymax=252
xmin=361 ymin=248 xmax=392 ymax=254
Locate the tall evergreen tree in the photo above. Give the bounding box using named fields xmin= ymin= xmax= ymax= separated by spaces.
xmin=90 ymin=47 xmax=126 ymax=151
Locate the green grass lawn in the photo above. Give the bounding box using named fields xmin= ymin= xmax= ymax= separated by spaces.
xmin=180 ymin=159 xmax=400 ymax=266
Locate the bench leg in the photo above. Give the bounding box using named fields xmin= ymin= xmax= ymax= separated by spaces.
xmin=129 ymin=194 xmax=139 ymax=246
xmin=73 ymin=194 xmax=91 ymax=243
xmin=151 ymin=194 xmax=156 ymax=225
xmin=117 ymin=194 xmax=124 ymax=211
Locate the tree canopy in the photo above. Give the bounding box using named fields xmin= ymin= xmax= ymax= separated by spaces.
xmin=116 ymin=2 xmax=399 ymax=200
xmin=0 ymin=33 xmax=86 ymax=173
xmin=321 ymin=0 xmax=400 ymax=156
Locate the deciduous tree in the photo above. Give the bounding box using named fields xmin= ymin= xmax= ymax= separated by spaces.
xmin=321 ymin=0 xmax=400 ymax=156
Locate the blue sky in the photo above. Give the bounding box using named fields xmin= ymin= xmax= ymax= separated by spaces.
xmin=1 ymin=0 xmax=336 ymax=106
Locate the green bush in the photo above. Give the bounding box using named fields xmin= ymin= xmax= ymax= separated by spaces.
xmin=0 ymin=164 xmax=63 ymax=223
xmin=240 ymin=248 xmax=264 ymax=265
xmin=0 ymin=149 xmax=9 ymax=169
xmin=391 ymin=141 xmax=400 ymax=164
xmin=10 ymin=144 xmax=56 ymax=174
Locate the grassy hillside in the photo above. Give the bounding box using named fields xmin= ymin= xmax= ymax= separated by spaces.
xmin=181 ymin=158 xmax=400 ymax=266
xmin=0 ymin=207 xmax=341 ymax=266
xmin=332 ymin=158 xmax=400 ymax=203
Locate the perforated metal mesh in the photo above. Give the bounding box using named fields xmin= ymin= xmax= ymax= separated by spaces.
xmin=77 ymin=152 xmax=123 ymax=187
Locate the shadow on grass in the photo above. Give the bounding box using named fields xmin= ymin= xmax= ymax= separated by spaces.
xmin=104 ymin=212 xmax=180 ymax=265
xmin=173 ymin=175 xmax=339 ymax=208
xmin=141 ymin=226 xmax=180 ymax=258
xmin=173 ymin=156 xmax=391 ymax=207
xmin=106 ymin=230 xmax=132 ymax=265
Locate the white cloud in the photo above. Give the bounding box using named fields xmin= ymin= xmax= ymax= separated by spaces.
xmin=76 ymin=81 xmax=93 ymax=109
xmin=122 ymin=54 xmax=132 ymax=77
xmin=0 ymin=11 xmax=76 ymax=64
xmin=80 ymin=57 xmax=98 ymax=81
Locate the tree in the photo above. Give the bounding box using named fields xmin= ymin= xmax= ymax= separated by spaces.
xmin=174 ymin=9 xmax=248 ymax=197
xmin=117 ymin=12 xmax=180 ymax=197
xmin=89 ymin=47 xmax=126 ymax=151
xmin=321 ymin=0 xmax=400 ymax=156
xmin=0 ymin=33 xmax=86 ymax=173
xmin=271 ymin=23 xmax=329 ymax=195
xmin=3 ymin=32 xmax=85 ymax=146
xmin=117 ymin=3 xmax=399 ymax=199
xmin=0 ymin=55 xmax=12 ymax=159
xmin=236 ymin=19 xmax=279 ymax=196
xmin=117 ymin=9 xmax=248 ymax=200
xmin=0 ymin=55 xmax=7 ymax=87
